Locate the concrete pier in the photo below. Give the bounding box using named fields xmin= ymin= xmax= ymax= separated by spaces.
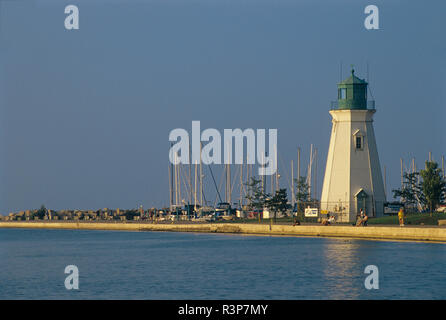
xmin=1 ymin=221 xmax=446 ymax=243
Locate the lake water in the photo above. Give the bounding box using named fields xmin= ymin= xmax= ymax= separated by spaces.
xmin=0 ymin=228 xmax=445 ymax=299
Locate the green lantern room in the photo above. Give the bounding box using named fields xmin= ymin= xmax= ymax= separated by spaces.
xmin=337 ymin=68 xmax=368 ymax=110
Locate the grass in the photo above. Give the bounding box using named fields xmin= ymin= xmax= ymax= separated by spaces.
xmin=368 ymin=212 xmax=446 ymax=226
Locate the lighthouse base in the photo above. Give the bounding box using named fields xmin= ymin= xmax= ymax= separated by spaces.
xmin=321 ymin=198 xmax=385 ymax=223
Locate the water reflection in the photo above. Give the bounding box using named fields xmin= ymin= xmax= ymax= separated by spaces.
xmin=321 ymin=239 xmax=363 ymax=299
xmin=1 ymin=230 xmax=446 ymax=299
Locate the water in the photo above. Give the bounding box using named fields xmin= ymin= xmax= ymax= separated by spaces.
xmin=0 ymin=228 xmax=445 ymax=299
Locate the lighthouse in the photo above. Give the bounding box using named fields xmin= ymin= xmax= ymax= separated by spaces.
xmin=320 ymin=68 xmax=386 ymax=223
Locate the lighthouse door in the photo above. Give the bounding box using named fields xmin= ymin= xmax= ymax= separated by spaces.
xmin=355 ymin=189 xmax=368 ymax=214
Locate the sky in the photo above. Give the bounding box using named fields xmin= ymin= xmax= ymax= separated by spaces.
xmin=0 ymin=0 xmax=445 ymax=213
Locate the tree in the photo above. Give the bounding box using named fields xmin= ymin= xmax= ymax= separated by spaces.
xmin=294 ymin=176 xmax=309 ymax=213
xmin=125 ymin=209 xmax=140 ymax=220
xmin=245 ymin=177 xmax=268 ymax=212
xmin=265 ymin=188 xmax=290 ymax=223
xmin=392 ymin=172 xmax=424 ymax=209
xmin=35 ymin=205 xmax=47 ymax=219
xmin=420 ymin=161 xmax=446 ymax=215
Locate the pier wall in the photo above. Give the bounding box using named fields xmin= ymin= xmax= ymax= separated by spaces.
xmin=1 ymin=222 xmax=446 ymax=243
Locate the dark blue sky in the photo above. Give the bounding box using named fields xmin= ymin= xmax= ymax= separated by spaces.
xmin=0 ymin=0 xmax=445 ymax=213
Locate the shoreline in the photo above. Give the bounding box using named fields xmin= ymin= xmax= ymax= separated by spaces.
xmin=1 ymin=221 xmax=446 ymax=243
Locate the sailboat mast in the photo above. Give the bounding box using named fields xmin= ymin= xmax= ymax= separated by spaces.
xmin=400 ymin=158 xmax=404 ymax=203
xmin=174 ymin=153 xmax=178 ymax=206
xmin=270 ymin=163 xmax=274 ymax=195
xmin=261 ymin=153 xmax=264 ymax=194
xmin=168 ymin=162 xmax=172 ymax=210
xmin=297 ymin=147 xmax=300 ymax=182
xmin=400 ymin=158 xmax=403 ymax=189
xmin=189 ymin=140 xmax=192 ymax=204
xmin=274 ymin=145 xmax=280 ymax=191
xmin=308 ymin=144 xmax=313 ymax=200
xmin=442 ymin=155 xmax=445 ymax=179
xmin=291 ymin=160 xmax=294 ymax=208
xmin=200 ymin=143 xmax=203 ymax=206
xmin=194 ymin=160 xmax=197 ymax=209
xmin=228 ymin=163 xmax=231 ymax=204
xmin=240 ymin=163 xmax=243 ymax=208
xmin=314 ymin=148 xmax=318 ymax=200
xmin=178 ymin=157 xmax=180 ymax=206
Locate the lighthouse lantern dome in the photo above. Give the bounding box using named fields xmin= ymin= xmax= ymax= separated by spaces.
xmin=337 ymin=68 xmax=368 ymax=110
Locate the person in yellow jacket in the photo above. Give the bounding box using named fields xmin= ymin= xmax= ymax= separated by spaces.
xmin=398 ymin=207 xmax=405 ymax=226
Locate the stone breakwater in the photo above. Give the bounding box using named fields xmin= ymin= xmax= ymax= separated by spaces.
xmin=1 ymin=221 xmax=446 ymax=243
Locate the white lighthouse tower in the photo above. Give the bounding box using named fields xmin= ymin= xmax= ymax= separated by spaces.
xmin=320 ymin=68 xmax=386 ymax=223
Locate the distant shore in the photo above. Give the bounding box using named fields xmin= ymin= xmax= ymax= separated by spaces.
xmin=1 ymin=221 xmax=446 ymax=243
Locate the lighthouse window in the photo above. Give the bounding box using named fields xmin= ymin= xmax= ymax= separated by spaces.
xmin=356 ymin=136 xmax=362 ymax=149
xmin=340 ymin=88 xmax=347 ymax=99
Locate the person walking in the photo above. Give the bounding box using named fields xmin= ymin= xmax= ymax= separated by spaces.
xmin=398 ymin=207 xmax=405 ymax=226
